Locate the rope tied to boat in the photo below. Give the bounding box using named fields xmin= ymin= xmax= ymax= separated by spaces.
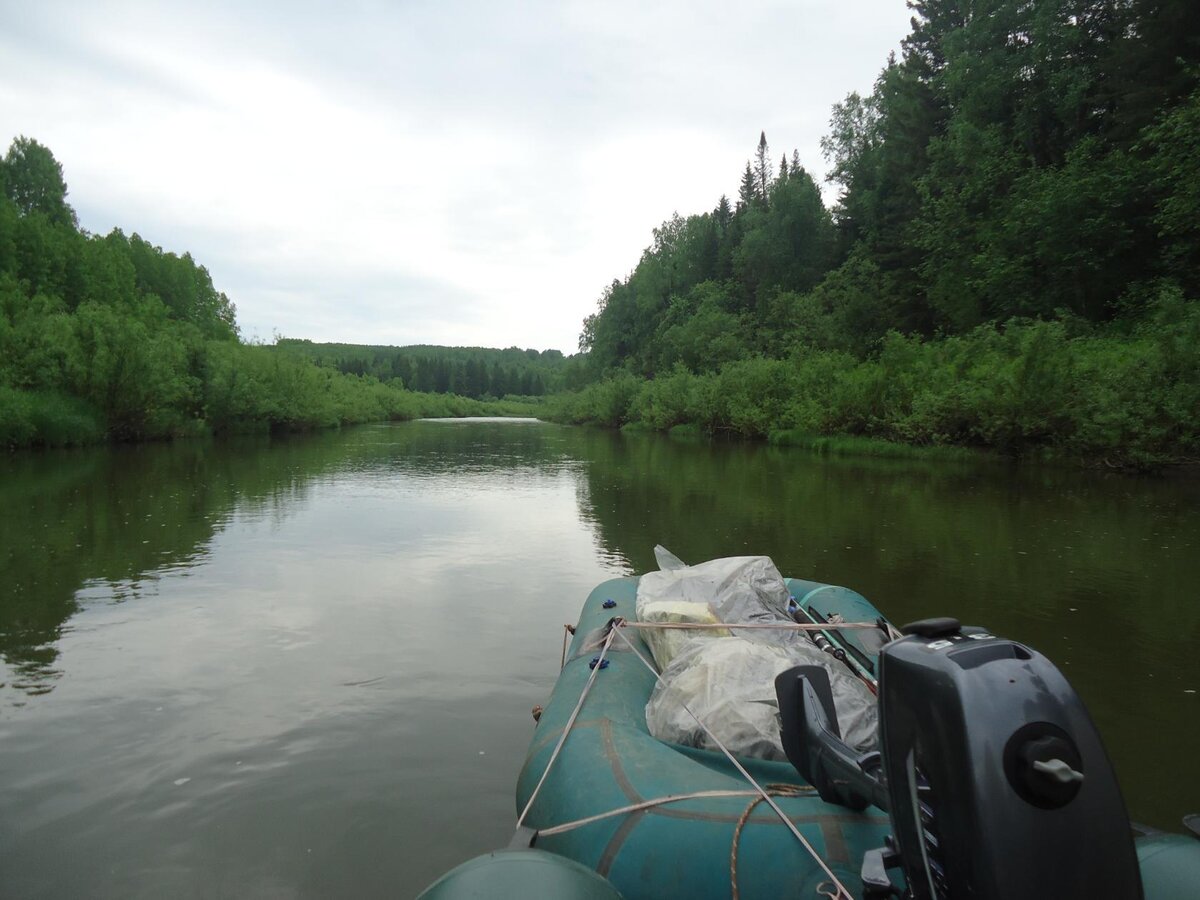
xmin=620 ymin=620 xmax=881 ymax=631
xmin=517 ymin=624 xmax=617 ymax=830
xmin=536 ymin=788 xmax=812 ymax=837
xmin=610 ymin=623 xmax=857 ymax=900
xmin=559 ymin=623 xmax=575 ymax=671
xmin=527 ymin=616 xmax=858 ymax=899
xmin=731 ymin=783 xmax=815 ymax=900
xmin=624 ymin=617 xmax=882 ymax=695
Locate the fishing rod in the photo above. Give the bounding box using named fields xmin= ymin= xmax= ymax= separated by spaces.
xmin=788 ymin=596 xmax=878 ymax=693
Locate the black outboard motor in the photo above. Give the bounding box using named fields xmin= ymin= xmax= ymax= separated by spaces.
xmin=776 ymin=617 xmax=1143 ymax=899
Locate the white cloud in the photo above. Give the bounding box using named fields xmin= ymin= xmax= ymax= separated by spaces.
xmin=0 ymin=0 xmax=911 ymax=351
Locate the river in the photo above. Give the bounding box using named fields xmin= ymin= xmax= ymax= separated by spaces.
xmin=1 ymin=419 xmax=1196 ymax=897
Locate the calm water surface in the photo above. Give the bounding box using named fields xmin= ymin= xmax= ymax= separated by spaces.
xmin=1 ymin=421 xmax=1197 ymax=897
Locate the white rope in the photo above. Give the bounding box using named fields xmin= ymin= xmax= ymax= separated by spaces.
xmin=621 ymin=620 xmax=881 ymax=631
xmin=628 ymin=616 xmax=880 ymax=692
xmin=537 ymin=788 xmax=814 ymax=837
xmin=612 ymin=624 xmax=857 ymax=900
xmin=517 ymin=626 xmax=617 ymax=829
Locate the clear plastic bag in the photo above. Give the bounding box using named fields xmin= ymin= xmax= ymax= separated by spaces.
xmin=645 ymin=636 xmax=879 ymax=757
xmin=637 ymin=553 xmax=793 ymax=629
xmin=638 ymin=550 xmax=878 ymax=758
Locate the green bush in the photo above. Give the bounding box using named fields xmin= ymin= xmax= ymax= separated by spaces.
xmin=0 ymin=386 xmax=34 ymax=447
xmin=550 ymin=301 xmax=1200 ymax=467
xmin=28 ymin=391 xmax=104 ymax=445
xmin=713 ymin=358 xmax=797 ymax=437
xmin=0 ymin=387 xmax=102 ymax=447
xmin=629 ymin=366 xmax=701 ymax=430
xmin=547 ymin=373 xmax=641 ymax=427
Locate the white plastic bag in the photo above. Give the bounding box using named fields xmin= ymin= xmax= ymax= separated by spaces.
xmin=637 ymin=554 xmax=793 ymax=630
xmin=638 ymin=550 xmax=879 ymax=758
xmin=645 ymin=637 xmax=879 ymax=758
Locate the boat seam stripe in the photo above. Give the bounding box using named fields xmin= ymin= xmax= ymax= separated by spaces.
xmin=601 ymin=718 xmax=645 ymax=805
xmin=596 ymin=809 xmax=646 ymax=877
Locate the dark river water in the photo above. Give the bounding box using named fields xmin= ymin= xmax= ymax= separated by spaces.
xmin=1 ymin=419 xmax=1197 ymax=898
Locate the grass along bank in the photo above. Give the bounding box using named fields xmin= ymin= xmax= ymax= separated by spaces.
xmin=543 ymin=299 xmax=1200 ymax=469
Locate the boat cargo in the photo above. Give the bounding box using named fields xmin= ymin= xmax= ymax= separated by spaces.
xmin=421 ymin=554 xmax=1200 ymax=899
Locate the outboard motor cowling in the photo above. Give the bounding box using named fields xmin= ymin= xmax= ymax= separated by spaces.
xmin=777 ymin=617 xmax=1144 ymax=899
xmin=879 ymin=618 xmax=1142 ymax=899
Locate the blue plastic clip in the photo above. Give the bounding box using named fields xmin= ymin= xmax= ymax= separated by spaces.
xmin=602 ymin=599 xmax=617 ymax=609
xmin=589 ymin=657 xmax=610 ymax=670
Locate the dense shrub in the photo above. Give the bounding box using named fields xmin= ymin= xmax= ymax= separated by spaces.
xmin=546 ymin=297 xmax=1200 ymax=466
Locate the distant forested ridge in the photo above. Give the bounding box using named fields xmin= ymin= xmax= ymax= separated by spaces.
xmin=559 ymin=0 xmax=1200 ymax=465
xmin=0 ymin=138 xmax=533 ymax=448
xmin=276 ymin=340 xmax=581 ymax=398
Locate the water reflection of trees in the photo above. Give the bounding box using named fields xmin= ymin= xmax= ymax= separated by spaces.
xmin=571 ymin=430 xmax=1200 ymax=646
xmin=0 ymin=432 xmax=350 ymax=697
xmin=5 ymin=420 xmax=1197 ymax=708
xmin=0 ymin=422 xmax=585 ymax=699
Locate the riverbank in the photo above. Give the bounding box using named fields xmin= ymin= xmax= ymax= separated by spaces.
xmin=0 ymin=378 xmax=540 ymax=451
xmin=541 ymin=308 xmax=1200 ymax=470
xmin=7 ymin=288 xmax=1197 ymax=470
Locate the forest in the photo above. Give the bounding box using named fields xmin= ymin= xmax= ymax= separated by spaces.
xmin=550 ymin=0 xmax=1200 ymax=465
xmin=3 ymin=0 xmax=1199 ymax=465
xmin=276 ymin=340 xmax=579 ymax=399
xmin=0 ymin=139 xmax=538 ymax=449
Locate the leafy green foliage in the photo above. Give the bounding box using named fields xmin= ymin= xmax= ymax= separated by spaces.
xmin=2 ymin=136 xmax=77 ymax=228
xmin=0 ymin=137 xmax=533 ymax=449
xmin=1140 ymin=88 xmax=1200 ymax=293
xmin=551 ymin=297 xmax=1200 ymax=466
xmin=581 ymin=149 xmax=835 ymax=377
xmin=566 ymin=1 xmax=1200 ymax=464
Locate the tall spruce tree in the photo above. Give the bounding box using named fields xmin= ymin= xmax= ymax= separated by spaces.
xmin=737 ymin=163 xmax=757 ymax=211
xmin=753 ymin=131 xmax=773 ymax=203
xmin=714 ymin=194 xmax=732 ymax=232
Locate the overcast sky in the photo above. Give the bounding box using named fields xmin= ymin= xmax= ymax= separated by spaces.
xmin=0 ymin=1 xmax=912 ymax=353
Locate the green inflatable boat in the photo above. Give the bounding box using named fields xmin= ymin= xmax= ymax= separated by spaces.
xmin=421 ymin=569 xmax=1200 ymax=900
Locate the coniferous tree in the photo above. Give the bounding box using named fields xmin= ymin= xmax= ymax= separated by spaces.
xmin=753 ymin=131 xmax=773 ymax=203
xmin=737 ymin=163 xmax=757 ymax=211
xmin=902 ymin=0 xmax=967 ymax=81
xmin=714 ymin=194 xmax=736 ymax=282
xmin=714 ymin=195 xmax=732 ymax=233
